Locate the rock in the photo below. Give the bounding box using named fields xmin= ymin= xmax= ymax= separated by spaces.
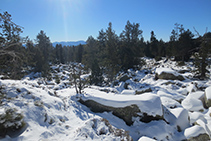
xmin=155 ymin=68 xmax=185 ymax=81
xmin=121 ymin=90 xmax=136 ymax=95
xmin=135 ymin=88 xmax=152 ymax=95
xmin=184 ymin=125 xmax=210 ymax=141
xmin=79 ymin=99 xmax=163 ymax=126
xmin=187 ymin=133 xmax=210 ymax=141
xmin=181 ymin=96 xmax=204 ymax=112
xmin=118 ymin=74 xmax=130 ymax=82
xmin=205 ymin=86 xmax=211 ymax=107
xmin=138 ymin=136 xmax=156 ymax=141
xmin=169 ymin=107 xmax=190 ymax=131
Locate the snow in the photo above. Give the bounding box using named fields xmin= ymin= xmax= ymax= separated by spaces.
xmin=138 ymin=136 xmax=156 ymax=141
xmin=121 ymin=89 xmax=136 ymax=95
xmin=169 ymin=107 xmax=190 ymax=130
xmin=205 ymin=86 xmax=211 ymax=100
xmin=81 ymin=90 xmax=163 ymax=117
xmin=155 ymin=67 xmax=180 ymax=76
xmin=184 ymin=125 xmax=207 ymax=139
xmin=182 ymin=95 xmax=204 ymax=111
xmin=1 ymin=58 xmax=211 ymax=140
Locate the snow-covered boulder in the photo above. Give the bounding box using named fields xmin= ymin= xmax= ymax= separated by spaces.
xmin=205 ymin=86 xmax=211 ymax=107
xmin=169 ymin=107 xmax=190 ymax=131
xmin=155 ymin=68 xmax=185 ymax=81
xmin=182 ymin=95 xmax=204 ymax=112
xmin=80 ymin=92 xmax=164 ymax=125
xmin=189 ymin=112 xmax=207 ymax=125
xmin=138 ymin=136 xmax=156 ymax=141
xmin=184 ymin=125 xmax=210 ymax=141
xmin=135 ymin=87 xmax=152 ymax=95
xmin=117 ymin=74 xmax=130 ymax=82
xmin=121 ymin=90 xmax=135 ymax=95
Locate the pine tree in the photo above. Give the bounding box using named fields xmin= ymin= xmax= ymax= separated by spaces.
xmin=104 ymin=22 xmax=120 ymax=82
xmin=169 ymin=23 xmax=194 ymax=61
xmin=75 ymin=44 xmax=84 ymax=63
xmin=194 ymin=32 xmax=211 ymax=79
xmin=0 ymin=11 xmax=25 ymax=79
xmin=82 ymin=36 xmax=103 ymax=85
xmin=35 ymin=30 xmax=52 ymax=76
xmin=149 ymin=31 xmax=159 ymax=58
xmin=178 ymin=29 xmax=194 ymax=61
xmin=119 ymin=21 xmax=143 ymax=70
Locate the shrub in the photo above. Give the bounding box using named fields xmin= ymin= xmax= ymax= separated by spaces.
xmin=55 ymin=74 xmax=60 ymax=84
xmin=0 ymin=108 xmax=26 ymax=138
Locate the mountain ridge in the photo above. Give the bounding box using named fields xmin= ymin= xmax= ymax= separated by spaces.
xmin=52 ymin=40 xmax=86 ymax=47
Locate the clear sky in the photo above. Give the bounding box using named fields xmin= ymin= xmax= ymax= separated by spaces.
xmin=1 ymin=0 xmax=211 ymax=42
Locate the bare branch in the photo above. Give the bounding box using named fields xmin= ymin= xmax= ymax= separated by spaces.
xmin=193 ymin=27 xmax=201 ymax=37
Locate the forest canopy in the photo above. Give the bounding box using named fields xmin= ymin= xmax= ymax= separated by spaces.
xmin=0 ymin=11 xmax=211 ymax=81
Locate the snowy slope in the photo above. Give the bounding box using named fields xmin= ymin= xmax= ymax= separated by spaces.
xmin=1 ymin=58 xmax=211 ymax=141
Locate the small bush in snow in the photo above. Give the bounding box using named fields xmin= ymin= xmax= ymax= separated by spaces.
xmin=34 ymin=100 xmax=44 ymax=108
xmin=0 ymin=108 xmax=26 ymax=138
xmin=55 ymin=74 xmax=60 ymax=84
xmin=69 ymin=63 xmax=88 ymax=94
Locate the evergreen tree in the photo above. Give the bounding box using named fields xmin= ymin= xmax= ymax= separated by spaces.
xmin=169 ymin=23 xmax=194 ymax=61
xmin=194 ymin=32 xmax=211 ymax=79
xmin=82 ymin=36 xmax=103 ymax=85
xmin=178 ymin=29 xmax=194 ymax=61
xmin=0 ymin=11 xmax=25 ymax=79
xmin=149 ymin=31 xmax=159 ymax=58
xmin=75 ymin=44 xmax=84 ymax=63
xmin=35 ymin=30 xmax=52 ymax=76
xmin=104 ymin=22 xmax=120 ymax=82
xmin=119 ymin=21 xmax=143 ymax=70
xmin=25 ymin=39 xmax=36 ymax=68
xmin=55 ymin=44 xmax=64 ymax=64
xmin=97 ymin=29 xmax=106 ymax=66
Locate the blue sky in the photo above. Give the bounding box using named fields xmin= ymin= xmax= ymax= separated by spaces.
xmin=1 ymin=0 xmax=211 ymax=42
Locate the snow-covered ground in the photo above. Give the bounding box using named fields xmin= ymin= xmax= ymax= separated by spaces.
xmin=1 ymin=58 xmax=211 ymax=141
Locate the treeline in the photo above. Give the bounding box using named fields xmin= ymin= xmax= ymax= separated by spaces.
xmin=0 ymin=11 xmax=211 ymax=82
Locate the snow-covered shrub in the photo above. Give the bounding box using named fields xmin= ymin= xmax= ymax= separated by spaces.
xmin=0 ymin=108 xmax=26 ymax=138
xmin=75 ymin=118 xmax=132 ymax=140
xmin=34 ymin=100 xmax=44 ymax=107
xmin=55 ymin=74 xmax=60 ymax=84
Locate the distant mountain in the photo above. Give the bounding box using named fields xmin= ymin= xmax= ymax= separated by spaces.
xmin=52 ymin=40 xmax=86 ymax=47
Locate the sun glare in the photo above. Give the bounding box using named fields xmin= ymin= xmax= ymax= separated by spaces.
xmin=47 ymin=0 xmax=85 ymax=41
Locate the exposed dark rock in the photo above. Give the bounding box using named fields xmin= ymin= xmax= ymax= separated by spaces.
xmin=135 ymin=88 xmax=152 ymax=95
xmin=118 ymin=75 xmax=130 ymax=82
xmin=187 ymin=133 xmax=210 ymax=141
xmin=79 ymin=99 xmax=163 ymax=126
xmin=155 ymin=72 xmax=185 ymax=81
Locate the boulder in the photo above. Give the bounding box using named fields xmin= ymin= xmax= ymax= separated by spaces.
xmin=135 ymin=88 xmax=152 ymax=95
xmin=121 ymin=90 xmax=136 ymax=95
xmin=187 ymin=134 xmax=210 ymax=141
xmin=155 ymin=68 xmax=185 ymax=81
xmin=138 ymin=136 xmax=156 ymax=141
xmin=205 ymin=86 xmax=211 ymax=107
xmin=79 ymin=99 xmax=163 ymax=126
xmin=169 ymin=107 xmax=190 ymax=131
xmin=118 ymin=74 xmax=130 ymax=82
xmin=184 ymin=125 xmax=210 ymax=141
